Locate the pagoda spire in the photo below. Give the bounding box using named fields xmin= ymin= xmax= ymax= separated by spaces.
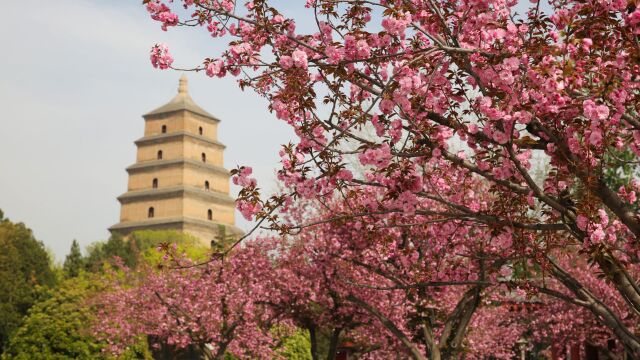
xmin=178 ymin=74 xmax=188 ymax=95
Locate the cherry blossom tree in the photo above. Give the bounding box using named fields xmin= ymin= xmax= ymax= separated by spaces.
xmin=140 ymin=0 xmax=640 ymax=355
xmin=528 ymin=254 xmax=634 ymax=359
xmin=261 ymin=194 xmax=528 ymax=359
xmin=94 ymin=244 xmax=279 ymax=359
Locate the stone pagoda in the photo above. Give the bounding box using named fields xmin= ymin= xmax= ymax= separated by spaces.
xmin=109 ymin=75 xmax=242 ymax=246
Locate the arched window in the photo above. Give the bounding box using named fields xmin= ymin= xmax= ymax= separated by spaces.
xmin=152 ymin=178 xmax=158 ymax=188
xmin=161 ymin=125 xmax=167 ymax=134
xmin=207 ymin=209 xmax=213 ymax=220
xmin=157 ymin=150 xmax=163 ymax=160
xmin=204 ymin=180 xmax=210 ymax=190
xmin=201 ymin=152 xmax=206 ymax=163
xmin=148 ymin=207 xmax=155 ymax=218
xmin=199 ymin=126 xmax=203 ymax=135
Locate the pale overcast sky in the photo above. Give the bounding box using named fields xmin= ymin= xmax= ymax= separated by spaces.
xmin=0 ymin=0 xmax=304 ymax=260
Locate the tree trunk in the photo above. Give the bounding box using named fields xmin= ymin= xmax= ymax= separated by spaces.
xmin=326 ymin=327 xmax=342 ymax=360
xmin=309 ymin=325 xmax=319 ymax=360
xmin=549 ymin=259 xmax=640 ymax=358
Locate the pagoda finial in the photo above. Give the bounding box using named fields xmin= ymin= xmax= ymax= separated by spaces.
xmin=178 ymin=74 xmax=188 ymax=95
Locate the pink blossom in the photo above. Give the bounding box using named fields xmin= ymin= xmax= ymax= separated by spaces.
xmin=598 ymin=208 xmax=609 ymax=226
xmin=358 ymin=143 xmax=392 ymax=168
xmin=150 ymin=44 xmax=173 ymax=70
xmin=279 ymin=55 xmax=294 ymax=69
xmin=583 ymin=99 xmax=610 ymax=121
xmin=291 ymin=50 xmax=308 ymax=69
xmin=238 ymin=200 xmax=262 ymax=220
xmin=590 ymin=226 xmax=606 ymax=243
xmin=589 ymin=129 xmax=603 ymax=147
xmin=205 ymin=59 xmax=226 ymax=78
xmin=379 ymin=99 xmax=394 ymax=114
xmin=325 ymin=46 xmax=344 ymax=64
xmin=498 ymin=70 xmax=514 ymax=85
xmin=576 ymin=215 xmax=589 ymax=231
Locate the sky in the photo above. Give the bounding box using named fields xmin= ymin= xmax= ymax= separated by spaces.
xmin=0 ymin=0 xmax=303 ymax=261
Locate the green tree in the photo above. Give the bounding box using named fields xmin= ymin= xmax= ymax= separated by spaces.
xmin=0 ymin=214 xmax=56 ymax=353
xmin=2 ymin=274 xmax=152 ymax=360
xmin=84 ymin=234 xmax=139 ymax=272
xmin=83 ymin=230 xmax=208 ymax=273
xmin=63 ymin=240 xmax=84 ymax=278
xmin=277 ymin=329 xmax=312 ymax=360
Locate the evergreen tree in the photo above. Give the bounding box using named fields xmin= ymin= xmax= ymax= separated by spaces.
xmin=2 ymin=274 xmax=152 ymax=360
xmin=0 ymin=215 xmax=55 ymax=353
xmin=63 ymin=240 xmax=84 ymax=278
xmin=84 ymin=234 xmax=138 ymax=272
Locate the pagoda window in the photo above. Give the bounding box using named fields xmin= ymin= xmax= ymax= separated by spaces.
xmin=201 ymin=152 xmax=206 ymax=163
xmin=207 ymin=209 xmax=213 ymax=220
xmin=157 ymin=150 xmax=163 ymax=160
xmin=148 ymin=207 xmax=155 ymax=218
xmin=205 ymin=180 xmax=210 ymax=190
xmin=161 ymin=125 xmax=167 ymax=134
xmin=152 ymin=178 xmax=158 ymax=188
xmin=199 ymin=126 xmax=203 ymax=135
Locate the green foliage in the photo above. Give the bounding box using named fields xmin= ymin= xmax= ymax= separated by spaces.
xmin=2 ymin=273 xmax=152 ymax=360
xmin=63 ymin=240 xmax=84 ymax=278
xmin=0 ymin=228 xmax=209 ymax=358
xmin=2 ymin=275 xmax=102 ymax=359
xmin=84 ymin=231 xmax=209 ymax=272
xmin=129 ymin=230 xmax=210 ymax=265
xmin=604 ymin=148 xmax=639 ymax=188
xmin=84 ymin=234 xmax=139 ymax=272
xmin=0 ymin=215 xmax=56 ymax=353
xmin=277 ymin=329 xmax=312 ymax=360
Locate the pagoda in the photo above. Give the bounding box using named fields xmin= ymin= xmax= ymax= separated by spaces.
xmin=109 ymin=75 xmax=242 ymax=246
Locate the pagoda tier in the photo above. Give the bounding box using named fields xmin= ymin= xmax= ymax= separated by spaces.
xmin=109 ymin=75 xmax=242 ymax=245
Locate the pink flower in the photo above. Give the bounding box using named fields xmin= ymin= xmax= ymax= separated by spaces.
xmin=356 ymin=40 xmax=371 ymax=58
xmin=379 ymin=99 xmax=394 ymax=114
xmin=205 ymin=59 xmax=226 ymax=78
xmin=336 ymin=169 xmax=353 ymax=181
xmin=502 ymin=57 xmax=520 ymax=71
xmin=576 ymin=215 xmax=588 ymax=231
xmin=583 ymin=99 xmax=610 ymax=121
xmin=358 ymin=143 xmax=392 ymax=168
xmin=150 ymin=44 xmax=173 ymax=70
xmin=233 ymin=166 xmax=257 ymax=187
xmin=498 ymin=70 xmax=514 ymax=85
xmin=568 ymin=136 xmax=581 ymax=154
xmin=279 ymin=55 xmax=294 ymax=69
xmin=237 ymin=201 xmax=262 ymax=220
xmin=325 ymin=46 xmax=344 ymax=64
xmin=590 ymin=226 xmax=606 ymax=243
xmin=598 ymin=208 xmax=609 ymax=226
xmin=588 ymin=129 xmax=603 ymax=147
xmin=292 ymin=50 xmax=308 ymax=69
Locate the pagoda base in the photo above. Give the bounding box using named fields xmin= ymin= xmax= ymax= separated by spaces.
xmin=109 ymin=217 xmax=244 ymax=248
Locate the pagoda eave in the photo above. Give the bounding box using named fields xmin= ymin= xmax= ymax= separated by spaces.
xmin=116 ymin=186 xmax=236 ymax=205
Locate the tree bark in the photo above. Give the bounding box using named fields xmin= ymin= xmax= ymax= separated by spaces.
xmin=347 ymin=294 xmax=428 ymax=360
xmin=548 ymin=259 xmax=640 ymax=358
xmin=326 ymin=327 xmax=342 ymax=360
xmin=309 ymin=325 xmax=319 ymax=360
